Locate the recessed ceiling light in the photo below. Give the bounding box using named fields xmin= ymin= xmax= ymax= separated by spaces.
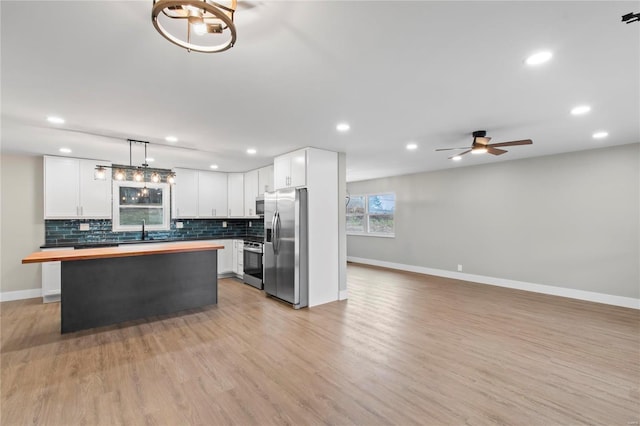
xmin=210 ymin=164 xmax=219 ymax=169
xmin=592 ymin=131 xmax=609 ymax=139
xmin=47 ymin=116 xmax=65 ymax=124
xmin=145 ymin=157 xmax=154 ymax=163
xmin=246 ymin=148 xmax=257 ymax=155
xmin=59 ymin=148 xmax=72 ymax=153
xmin=165 ymin=136 xmax=178 ymax=143
xmin=525 ymin=51 xmax=552 ymax=66
xmin=571 ymin=105 xmax=591 ymax=115
xmin=336 ymin=122 xmax=350 ymax=132
xmin=406 ymin=143 xmax=418 ymax=150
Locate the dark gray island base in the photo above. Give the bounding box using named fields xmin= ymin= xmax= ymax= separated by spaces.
xmin=61 ymin=250 xmax=217 ymax=333
xmin=22 ymin=241 xmax=223 ymax=334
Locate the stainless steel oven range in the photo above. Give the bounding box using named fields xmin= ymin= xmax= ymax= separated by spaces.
xmin=243 ymin=241 xmax=263 ymax=289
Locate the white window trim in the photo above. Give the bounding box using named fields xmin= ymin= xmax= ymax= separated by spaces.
xmin=346 ymin=192 xmax=395 ymax=237
xmin=112 ymin=181 xmax=170 ymax=232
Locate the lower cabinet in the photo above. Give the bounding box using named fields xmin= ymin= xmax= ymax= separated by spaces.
xmin=41 ymin=247 xmax=74 ymax=303
xmin=217 ymin=240 xmax=234 ymax=277
xmin=232 ymin=240 xmax=244 ymax=278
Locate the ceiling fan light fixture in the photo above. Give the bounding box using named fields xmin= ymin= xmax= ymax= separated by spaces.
xmin=152 ymin=0 xmax=237 ymax=53
xmin=471 ymin=147 xmax=488 ymax=154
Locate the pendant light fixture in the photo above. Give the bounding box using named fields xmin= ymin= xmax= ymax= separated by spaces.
xmin=151 ymin=0 xmax=237 ymax=53
xmin=95 ymin=139 xmax=176 ymax=184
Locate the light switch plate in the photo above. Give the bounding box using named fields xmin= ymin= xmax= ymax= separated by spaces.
xmin=222 ymin=221 xmax=227 ymax=228
xmin=79 ymin=223 xmax=90 ymax=231
xmin=176 ymin=222 xmax=184 ymax=229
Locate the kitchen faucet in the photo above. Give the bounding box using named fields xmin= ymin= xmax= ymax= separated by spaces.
xmin=141 ymin=219 xmax=146 ymax=241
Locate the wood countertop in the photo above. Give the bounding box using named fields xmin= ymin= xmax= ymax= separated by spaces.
xmin=22 ymin=241 xmax=224 ymax=264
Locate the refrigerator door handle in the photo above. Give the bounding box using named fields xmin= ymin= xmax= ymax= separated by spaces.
xmin=274 ymin=211 xmax=281 ymax=254
xmin=271 ymin=211 xmax=277 ymax=253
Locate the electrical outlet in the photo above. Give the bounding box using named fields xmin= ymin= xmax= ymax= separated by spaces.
xmin=222 ymin=221 xmax=227 ymax=228
xmin=79 ymin=223 xmax=90 ymax=231
xmin=176 ymin=222 xmax=184 ymax=229
xmin=457 ymin=264 xmax=463 ymax=272
xmin=249 ymin=221 xmax=252 ymax=227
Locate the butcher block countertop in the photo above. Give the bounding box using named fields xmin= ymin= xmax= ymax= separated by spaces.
xmin=22 ymin=241 xmax=224 ymax=264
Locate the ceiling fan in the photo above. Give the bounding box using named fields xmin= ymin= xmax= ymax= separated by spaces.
xmin=436 ymin=130 xmax=533 ymax=160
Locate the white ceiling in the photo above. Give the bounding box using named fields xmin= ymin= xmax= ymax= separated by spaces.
xmin=1 ymin=1 xmax=638 ymax=181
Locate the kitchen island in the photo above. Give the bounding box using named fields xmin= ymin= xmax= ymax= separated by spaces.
xmin=23 ymin=241 xmax=223 ymax=333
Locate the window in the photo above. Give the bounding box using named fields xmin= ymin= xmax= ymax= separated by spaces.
xmin=112 ymin=181 xmax=170 ymax=231
xmin=347 ymin=193 xmax=395 ymax=236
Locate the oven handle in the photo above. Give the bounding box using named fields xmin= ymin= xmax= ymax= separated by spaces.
xmin=243 ymin=247 xmax=263 ymax=254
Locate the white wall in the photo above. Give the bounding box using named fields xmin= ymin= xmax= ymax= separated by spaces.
xmin=1 ymin=154 xmax=45 ymax=298
xmin=347 ymin=144 xmax=640 ymax=301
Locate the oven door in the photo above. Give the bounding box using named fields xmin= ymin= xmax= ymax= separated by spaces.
xmin=243 ymin=247 xmax=263 ymax=289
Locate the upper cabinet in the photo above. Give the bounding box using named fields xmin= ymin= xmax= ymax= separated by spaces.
xmin=257 ymin=165 xmax=274 ymax=194
xmin=198 ymin=171 xmax=228 ymax=218
xmin=44 ymin=156 xmax=112 ymax=219
xmin=173 ymin=168 xmax=198 ymax=218
xmin=274 ymin=149 xmax=307 ymax=190
xmin=243 ymin=169 xmax=259 ymax=217
xmin=227 ymin=173 xmax=244 ymax=217
xmin=174 ymin=168 xmax=227 ymax=218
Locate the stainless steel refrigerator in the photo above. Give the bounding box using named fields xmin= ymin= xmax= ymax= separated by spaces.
xmin=263 ymin=188 xmax=308 ymax=309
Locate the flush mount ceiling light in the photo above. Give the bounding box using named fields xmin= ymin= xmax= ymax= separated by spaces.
xmin=47 ymin=116 xmax=65 ymax=124
xmin=525 ymin=51 xmax=552 ymax=66
xmin=95 ymin=139 xmax=176 ymax=184
xmin=151 ymin=0 xmax=237 ymax=53
xmin=571 ymin=105 xmax=591 ymax=115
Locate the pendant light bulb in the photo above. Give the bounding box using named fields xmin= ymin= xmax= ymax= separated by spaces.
xmin=167 ymin=173 xmax=176 ymax=184
xmin=94 ymin=166 xmax=107 ymax=180
xmin=134 ymin=170 xmax=144 ymax=182
xmin=150 ymin=172 xmax=160 ymax=183
xmin=115 ymin=169 xmax=125 ymax=181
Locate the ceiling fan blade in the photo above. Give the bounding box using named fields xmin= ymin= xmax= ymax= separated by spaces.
xmin=448 ymin=149 xmax=471 ymax=159
xmin=487 ymin=147 xmax=508 ymax=156
xmin=435 ymin=146 xmax=471 ymax=151
xmin=488 ymin=139 xmax=533 ymax=148
xmin=475 ymin=137 xmax=491 ymax=145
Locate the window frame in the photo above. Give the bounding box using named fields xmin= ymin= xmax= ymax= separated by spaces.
xmin=346 ymin=192 xmax=395 ymax=237
xmin=112 ymin=181 xmax=170 ymax=232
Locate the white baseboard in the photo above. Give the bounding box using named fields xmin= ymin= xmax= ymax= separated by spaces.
xmin=347 ymin=257 xmax=640 ymax=310
xmin=0 ymin=288 xmax=42 ymax=302
xmin=339 ymin=289 xmax=349 ymax=300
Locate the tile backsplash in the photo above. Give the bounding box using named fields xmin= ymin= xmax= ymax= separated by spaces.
xmin=45 ymin=218 xmax=264 ymax=245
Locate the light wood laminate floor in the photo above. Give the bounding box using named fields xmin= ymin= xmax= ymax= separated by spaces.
xmin=1 ymin=263 xmax=638 ymax=425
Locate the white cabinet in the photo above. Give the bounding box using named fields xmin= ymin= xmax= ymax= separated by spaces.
xmin=244 ymin=169 xmax=259 ymax=217
xmin=41 ymin=247 xmax=74 ymax=303
xmin=174 ymin=169 xmax=227 ymax=218
xmin=217 ymin=239 xmax=234 ymax=275
xmin=198 ymin=171 xmax=227 ymax=218
xmin=274 ymin=149 xmax=307 ymax=190
xmin=232 ymin=240 xmax=244 ymax=277
xmin=227 ymin=173 xmax=244 ymax=217
xmin=258 ymin=165 xmax=274 ymax=194
xmin=173 ymin=168 xmax=198 ymax=218
xmin=44 ymin=156 xmax=112 ymax=219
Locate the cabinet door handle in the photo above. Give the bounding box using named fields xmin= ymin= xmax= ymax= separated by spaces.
xmin=177 ymin=208 xmax=180 ymax=217
xmin=249 ymin=208 xmax=253 ymax=216
xmin=229 ymin=209 xmax=231 ymax=216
